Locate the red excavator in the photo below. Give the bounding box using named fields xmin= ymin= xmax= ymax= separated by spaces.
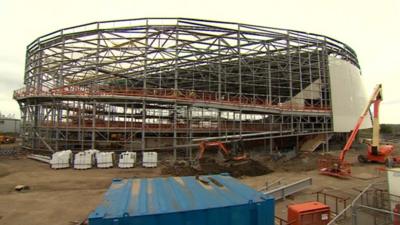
xmin=0 ymin=134 xmax=16 ymax=144
xmin=196 ymin=140 xmax=248 ymax=162
xmin=319 ymin=84 xmax=400 ymax=178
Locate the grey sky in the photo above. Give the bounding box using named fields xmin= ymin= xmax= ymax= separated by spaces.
xmin=0 ymin=0 xmax=399 ymax=123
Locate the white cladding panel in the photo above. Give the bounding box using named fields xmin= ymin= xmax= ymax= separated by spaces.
xmin=328 ymin=57 xmax=372 ymax=132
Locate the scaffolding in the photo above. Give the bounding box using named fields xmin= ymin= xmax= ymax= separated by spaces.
xmin=13 ymin=18 xmax=359 ymax=159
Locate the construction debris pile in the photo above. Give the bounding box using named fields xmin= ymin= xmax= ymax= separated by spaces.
xmin=162 ymin=158 xmax=273 ymax=177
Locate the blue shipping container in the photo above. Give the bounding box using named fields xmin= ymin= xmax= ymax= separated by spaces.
xmin=89 ymin=174 xmax=275 ymax=225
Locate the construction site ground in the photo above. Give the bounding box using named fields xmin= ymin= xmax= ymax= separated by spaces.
xmin=0 ymin=144 xmax=394 ymax=225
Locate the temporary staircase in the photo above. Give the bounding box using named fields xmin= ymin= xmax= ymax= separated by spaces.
xmin=300 ymin=134 xmax=332 ymax=152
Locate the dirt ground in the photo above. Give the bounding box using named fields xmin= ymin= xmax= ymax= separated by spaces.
xmin=0 ymin=146 xmax=392 ymax=225
xmin=161 ymin=158 xmax=273 ymax=177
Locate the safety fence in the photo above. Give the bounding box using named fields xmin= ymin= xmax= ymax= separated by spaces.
xmin=328 ymin=182 xmax=400 ymax=225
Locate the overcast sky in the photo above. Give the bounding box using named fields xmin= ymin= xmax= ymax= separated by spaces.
xmin=0 ymin=0 xmax=399 ymax=123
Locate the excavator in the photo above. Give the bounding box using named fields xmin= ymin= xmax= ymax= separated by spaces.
xmin=319 ymin=84 xmax=399 ymax=178
xmin=196 ymin=140 xmax=248 ymax=162
xmin=0 ymin=134 xmax=16 ymax=144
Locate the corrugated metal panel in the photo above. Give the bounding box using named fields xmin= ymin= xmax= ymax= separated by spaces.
xmin=89 ymin=174 xmax=274 ymax=225
xmin=0 ymin=119 xmax=20 ymax=133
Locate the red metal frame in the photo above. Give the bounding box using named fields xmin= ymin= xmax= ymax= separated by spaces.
xmin=14 ymin=85 xmax=332 ymax=113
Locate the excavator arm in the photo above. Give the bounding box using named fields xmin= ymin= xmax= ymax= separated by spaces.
xmin=197 ymin=141 xmax=247 ymax=161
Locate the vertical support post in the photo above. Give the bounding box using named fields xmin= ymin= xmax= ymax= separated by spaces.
xmin=55 ymin=30 xmax=65 ymax=152
xmin=79 ymin=102 xmax=83 ymax=150
xmin=90 ymin=23 xmax=101 ymax=151
xmin=218 ymin=38 xmax=221 ymax=100
xmin=287 ymin=31 xmax=294 ymax=132
xmin=173 ymin=103 xmax=177 ymax=161
xmin=144 ymin=19 xmax=148 ymax=92
xmin=269 ymin=137 xmax=273 ymax=154
xmin=106 ymin=104 xmax=109 ymax=144
xmin=130 ymin=103 xmax=133 ymax=151
xmin=91 ymin=101 xmax=96 ymax=149
xmin=124 ymin=103 xmax=127 ymax=149
xmin=33 ymin=40 xmax=43 ymax=151
xmin=322 ymin=37 xmax=328 ymax=109
xmin=352 ymin=204 xmax=357 ymax=225
xmin=237 ymin=24 xmax=242 ymax=138
xmin=173 ymin=21 xmax=179 ymax=161
xmin=188 ymin=105 xmax=193 ymax=160
xmin=267 ymin=44 xmax=272 ymax=104
xmin=218 ymin=109 xmax=221 ymax=137
xmin=326 ymin=133 xmax=330 ymax=152
xmin=298 ymin=35 xmax=303 ymax=109
xmin=316 ymin=41 xmax=322 ymax=109
xmin=307 ymin=34 xmax=313 ymax=108
xmin=141 ymin=101 xmax=146 ymax=153
xmin=53 ymin=99 xmax=58 ymax=151
xmin=141 ymin=19 xmax=149 ymax=155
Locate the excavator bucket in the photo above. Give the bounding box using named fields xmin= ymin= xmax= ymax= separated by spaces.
xmin=318 ymin=157 xmax=351 ymax=178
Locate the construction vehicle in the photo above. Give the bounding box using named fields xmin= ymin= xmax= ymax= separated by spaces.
xmin=319 ymin=84 xmax=399 ymax=178
xmin=0 ymin=134 xmax=16 ymax=144
xmin=196 ymin=140 xmax=248 ymax=162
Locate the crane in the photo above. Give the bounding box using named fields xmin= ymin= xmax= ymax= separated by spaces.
xmin=319 ymin=84 xmax=399 ymax=177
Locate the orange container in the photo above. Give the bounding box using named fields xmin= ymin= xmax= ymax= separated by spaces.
xmin=288 ymin=201 xmax=330 ymax=225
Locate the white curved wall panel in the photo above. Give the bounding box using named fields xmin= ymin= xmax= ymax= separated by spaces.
xmin=329 ymin=56 xmax=372 ymax=132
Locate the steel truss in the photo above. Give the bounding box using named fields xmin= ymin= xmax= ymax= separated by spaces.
xmin=13 ymin=18 xmax=359 ymax=159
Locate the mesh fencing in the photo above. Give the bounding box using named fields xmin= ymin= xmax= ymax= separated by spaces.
xmin=328 ymin=182 xmax=400 ymax=225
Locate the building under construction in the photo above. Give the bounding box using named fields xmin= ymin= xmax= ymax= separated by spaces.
xmin=13 ymin=18 xmax=370 ymax=159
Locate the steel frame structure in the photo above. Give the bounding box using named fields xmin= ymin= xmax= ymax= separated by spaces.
xmin=13 ymin=18 xmax=359 ymax=159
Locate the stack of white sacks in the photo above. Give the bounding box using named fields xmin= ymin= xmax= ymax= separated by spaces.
xmin=73 ymin=149 xmax=100 ymax=169
xmin=50 ymin=150 xmax=73 ymax=169
xmin=49 ymin=150 xmax=158 ymax=169
xmin=96 ymin=152 xmax=115 ymax=168
xmin=142 ymin=152 xmax=158 ymax=168
xmin=118 ymin=152 xmax=136 ymax=168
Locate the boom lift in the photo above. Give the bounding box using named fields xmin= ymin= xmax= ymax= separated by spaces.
xmin=319 ymin=84 xmax=399 ymax=177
